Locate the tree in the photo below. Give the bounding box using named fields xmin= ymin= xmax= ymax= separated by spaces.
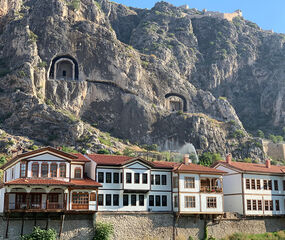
xmin=257 ymin=130 xmax=265 ymax=139
xmin=97 ymin=149 xmax=110 ymax=155
xmin=199 ymin=152 xmax=222 ymax=167
xmin=94 ymin=222 xmax=113 ymax=240
xmin=269 ymin=134 xmax=277 ymax=143
xmin=21 ymin=227 xmax=57 ymax=240
xmin=276 ymin=135 xmax=283 ymax=143
xmin=0 ymin=156 xmax=6 ymax=166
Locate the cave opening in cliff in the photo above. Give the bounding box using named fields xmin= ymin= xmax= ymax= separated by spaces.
xmin=49 ymin=55 xmax=79 ymax=81
xmin=165 ymin=93 xmax=187 ymax=112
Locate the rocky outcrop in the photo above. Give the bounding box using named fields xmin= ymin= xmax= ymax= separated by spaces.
xmin=1 ymin=0 xmax=282 ymax=160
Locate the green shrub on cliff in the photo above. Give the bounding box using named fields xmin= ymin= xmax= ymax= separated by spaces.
xmin=94 ymin=222 xmax=113 ymax=240
xmin=21 ymin=227 xmax=57 ymax=240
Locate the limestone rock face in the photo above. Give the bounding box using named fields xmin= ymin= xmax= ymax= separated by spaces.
xmin=1 ymin=0 xmax=283 ymax=160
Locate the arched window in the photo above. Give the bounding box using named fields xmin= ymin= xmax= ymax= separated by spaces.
xmin=50 ymin=163 xmax=58 ymax=178
xmin=32 ymin=163 xmax=39 ymax=178
xmin=59 ymin=163 xmax=66 ymax=178
xmin=74 ymin=168 xmax=82 ymax=179
xmin=49 ymin=55 xmax=79 ymax=80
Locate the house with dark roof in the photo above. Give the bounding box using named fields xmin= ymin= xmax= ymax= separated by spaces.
xmin=212 ymin=154 xmax=285 ymax=216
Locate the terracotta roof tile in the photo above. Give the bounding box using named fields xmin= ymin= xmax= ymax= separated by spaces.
xmin=87 ymin=154 xmax=134 ymax=165
xmin=72 ymin=153 xmax=90 ymax=162
xmin=215 ymin=161 xmax=285 ymax=174
xmin=5 ymin=178 xmax=101 ymax=187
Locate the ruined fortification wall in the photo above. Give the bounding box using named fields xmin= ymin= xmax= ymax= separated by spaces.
xmin=263 ymin=140 xmax=285 ymax=161
xmin=1 ymin=213 xmax=285 ymax=240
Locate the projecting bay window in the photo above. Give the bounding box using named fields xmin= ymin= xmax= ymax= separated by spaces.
xmin=72 ymin=193 xmax=89 ymax=210
xmin=41 ymin=164 xmax=48 ymax=178
xmin=50 ymin=164 xmax=57 ymax=177
xmin=32 ymin=163 xmax=39 ymax=178
xmin=185 ymin=196 xmax=195 ymax=208
xmin=143 ymin=173 xmax=148 ymax=184
xmin=113 ymin=173 xmax=119 ymax=184
xmin=135 ymin=173 xmax=140 ymax=184
xmin=149 ymin=195 xmax=154 ymax=207
xmin=106 ymin=172 xmax=112 ymax=183
xmin=98 ymin=172 xmax=104 ymax=183
xmin=139 ymin=195 xmax=144 ymax=206
xmin=20 ymin=163 xmax=26 ymax=178
xmin=123 ymin=195 xmax=129 ymax=206
xmin=207 ymin=197 xmax=217 ymax=208
xmin=126 ymin=173 xmax=132 ymax=184
xmin=274 ymin=180 xmax=279 ymax=191
xmin=59 ymin=164 xmax=66 ymax=178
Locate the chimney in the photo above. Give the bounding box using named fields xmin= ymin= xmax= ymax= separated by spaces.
xmin=266 ymin=159 xmax=271 ymax=168
xmin=226 ymin=153 xmax=232 ymax=164
xmin=184 ymin=154 xmax=191 ymax=165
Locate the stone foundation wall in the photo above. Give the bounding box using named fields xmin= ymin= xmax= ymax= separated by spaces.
xmin=1 ymin=213 xmax=285 ymax=240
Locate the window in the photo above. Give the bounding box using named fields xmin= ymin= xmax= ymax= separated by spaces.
xmin=264 ymin=200 xmax=269 ymax=211
xmin=155 ymin=195 xmax=161 ymax=206
xmin=48 ymin=193 xmax=59 ymax=203
xmin=123 ymin=195 xmax=129 ymax=206
xmin=113 ymin=194 xmax=119 ymax=206
xmin=106 ymin=172 xmax=112 ymax=183
xmin=74 ymin=168 xmax=81 ymax=179
xmin=185 ymin=196 xmax=195 ymax=208
xmin=135 ymin=173 xmax=140 ymax=184
xmin=20 ymin=163 xmax=26 ymax=178
xmin=207 ymin=197 xmax=217 ymax=208
xmin=251 ymin=179 xmax=256 ymax=190
xmin=162 ymin=175 xmax=167 ymax=185
xmin=283 ymin=180 xmax=285 ymax=191
xmin=274 ymin=180 xmax=278 ymax=191
xmin=106 ymin=194 xmax=111 ymax=206
xmin=155 ymin=175 xmax=160 ymax=185
xmin=174 ymin=196 xmax=178 ymax=208
xmin=264 ymin=180 xmax=268 ymax=190
xmin=98 ymin=172 xmax=104 ymax=183
xmin=149 ymin=195 xmax=154 ymax=207
xmin=32 ymin=163 xmax=39 ymax=177
xmin=126 ymin=173 xmax=132 ymax=183
xmin=131 ymin=195 xmax=136 ymax=206
xmin=162 ymin=195 xmax=167 ymax=207
xmin=246 ymin=179 xmax=250 ymax=189
xmin=72 ymin=193 xmax=89 ymax=205
xmin=257 ymin=180 xmax=261 ymax=190
xmin=252 ymin=200 xmax=257 ymax=210
xmin=185 ymin=177 xmax=195 ymax=188
xmin=268 ymin=180 xmax=272 ymax=190
xmin=12 ymin=168 xmax=14 ymax=179
xmin=90 ymin=193 xmax=96 ymax=201
xmin=50 ymin=164 xmax=57 ymax=177
xmin=59 ymin=164 xmax=66 ymax=178
xmin=247 ymin=200 xmax=251 ymax=210
xmin=151 ymin=174 xmax=154 ymax=185
xmin=173 ymin=177 xmax=178 ymax=188
xmin=143 ymin=173 xmax=148 ymax=184
xmin=258 ymin=200 xmax=262 ymax=210
xmin=4 ymin=171 xmax=7 ymax=182
xmin=139 ymin=195 xmax=144 ymax=206
xmin=41 ymin=164 xmax=48 ymax=178
xmin=120 ymin=172 xmax=123 ymax=183
xmin=113 ymin=173 xmax=119 ymax=184
xmin=276 ymin=200 xmax=280 ymax=211
xmin=270 ymin=200 xmax=273 ymax=210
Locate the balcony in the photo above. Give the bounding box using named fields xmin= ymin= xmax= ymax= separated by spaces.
xmin=200 ymin=178 xmax=223 ymax=193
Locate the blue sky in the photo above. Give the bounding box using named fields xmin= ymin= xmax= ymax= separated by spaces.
xmin=112 ymin=0 xmax=285 ymax=34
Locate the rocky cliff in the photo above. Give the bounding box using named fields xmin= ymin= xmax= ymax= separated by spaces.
xmin=1 ymin=0 xmax=283 ymax=160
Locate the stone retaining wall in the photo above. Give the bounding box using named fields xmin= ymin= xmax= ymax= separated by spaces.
xmin=1 ymin=213 xmax=285 ymax=240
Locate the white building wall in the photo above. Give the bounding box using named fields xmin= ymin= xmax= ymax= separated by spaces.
xmin=200 ymin=193 xmax=223 ymax=213
xmin=179 ymin=173 xmax=200 ymax=193
xmin=96 ymin=168 xmax=123 ymax=190
xmin=179 ymin=193 xmax=200 ymax=213
xmin=71 ymin=164 xmax=83 ymax=178
xmin=224 ymin=195 xmax=243 ymax=214
xmin=223 ymin=174 xmax=242 ymax=194
xmin=124 ymin=168 xmax=150 ymax=191
xmin=151 ymin=170 xmax=172 ymax=191
xmin=0 ymin=188 xmax=5 ymax=213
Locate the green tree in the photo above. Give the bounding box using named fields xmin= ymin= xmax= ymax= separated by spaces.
xmin=21 ymin=227 xmax=57 ymax=240
xmin=257 ymin=130 xmax=265 ymax=138
xmin=94 ymin=222 xmax=113 ymax=240
xmin=199 ymin=152 xmax=222 ymax=167
xmin=97 ymin=149 xmax=110 ymax=155
xmin=276 ymin=135 xmax=283 ymax=143
xmin=269 ymin=134 xmax=277 ymax=143
xmin=0 ymin=156 xmax=6 ymax=166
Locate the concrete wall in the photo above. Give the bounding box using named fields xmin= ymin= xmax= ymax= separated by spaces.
xmin=2 ymin=213 xmax=285 ymax=240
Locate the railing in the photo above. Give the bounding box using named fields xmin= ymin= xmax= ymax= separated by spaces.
xmin=200 ymin=186 xmax=223 ymax=193
xmin=47 ymin=202 xmax=64 ymax=210
xmin=6 ymin=201 xmax=65 ymax=211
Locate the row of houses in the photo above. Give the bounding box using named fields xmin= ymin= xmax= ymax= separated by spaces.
xmin=0 ymin=147 xmax=284 ymax=217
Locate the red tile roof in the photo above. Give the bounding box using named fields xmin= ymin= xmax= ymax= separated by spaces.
xmin=5 ymin=178 xmax=101 ymax=187
xmin=174 ymin=163 xmax=226 ymax=174
xmin=72 ymin=153 xmax=90 ymax=162
xmin=87 ymin=154 xmax=134 ymax=165
xmin=214 ymin=161 xmax=285 ymax=174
